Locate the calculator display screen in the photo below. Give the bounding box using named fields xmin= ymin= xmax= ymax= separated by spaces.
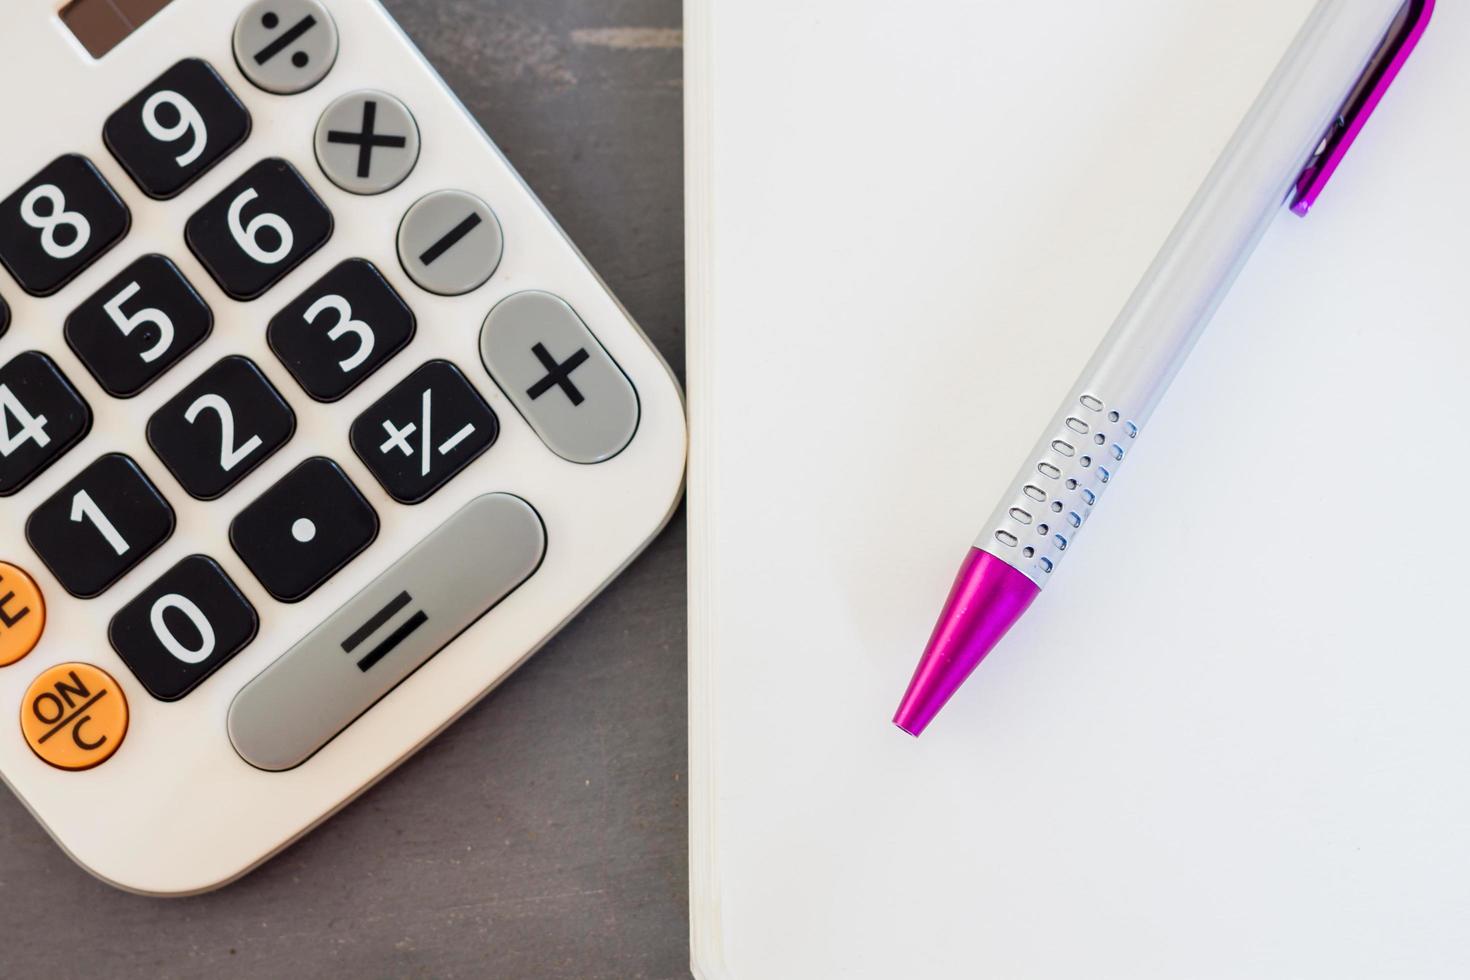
xmin=60 ymin=0 xmax=176 ymax=59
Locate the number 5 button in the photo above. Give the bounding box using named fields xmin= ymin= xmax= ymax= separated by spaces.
xmin=186 ymin=158 xmax=332 ymax=301
xmin=105 ymin=59 xmax=251 ymax=200
xmin=26 ymin=454 xmax=175 ymax=599
xmin=148 ymin=356 xmax=296 ymax=500
xmin=110 ymin=555 xmax=258 ymax=701
xmin=65 ymin=254 xmax=213 ymax=398
xmin=0 ymin=155 xmax=129 ymax=297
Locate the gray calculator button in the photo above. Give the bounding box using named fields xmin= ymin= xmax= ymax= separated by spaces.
xmin=480 ymin=291 xmax=639 ymax=463
xmin=233 ymin=0 xmax=339 ymax=95
xmin=228 ymin=493 xmax=545 ymax=772
xmin=315 ymin=90 xmax=421 ymax=195
xmin=396 ymin=190 xmax=503 ymax=296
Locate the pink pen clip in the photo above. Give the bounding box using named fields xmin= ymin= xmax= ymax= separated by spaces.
xmin=1291 ymin=0 xmax=1434 ymax=216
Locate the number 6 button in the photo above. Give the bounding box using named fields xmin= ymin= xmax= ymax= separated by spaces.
xmin=104 ymin=59 xmax=251 ymax=200
xmin=110 ymin=555 xmax=258 ymax=701
xmin=186 ymin=158 xmax=332 ymax=301
xmin=0 ymin=155 xmax=130 ymax=297
xmin=148 ymin=356 xmax=296 ymax=500
xmin=26 ymin=454 xmax=175 ymax=599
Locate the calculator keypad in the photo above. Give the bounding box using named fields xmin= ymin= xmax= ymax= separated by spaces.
xmin=0 ymin=155 xmax=130 ymax=297
xmin=65 ymin=254 xmax=213 ymax=398
xmin=0 ymin=351 xmax=92 ymax=497
xmin=233 ymin=0 xmax=340 ymax=96
xmin=350 ymin=360 xmax=499 ymax=504
xmin=109 ymin=555 xmax=259 ymax=702
xmin=267 ymin=258 xmax=415 ymax=401
xmin=26 ymin=454 xmax=175 ymax=599
xmin=315 ymin=90 xmax=420 ymax=195
xmin=185 ymin=158 xmax=333 ymax=301
xmin=230 ymin=456 xmax=378 ymax=603
xmin=396 ymin=190 xmax=503 ymax=296
xmin=147 ymin=355 xmax=296 ymax=500
xmin=104 ymin=59 xmax=252 ymax=200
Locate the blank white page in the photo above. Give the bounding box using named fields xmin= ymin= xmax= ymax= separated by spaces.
xmin=687 ymin=2 xmax=1469 ymax=977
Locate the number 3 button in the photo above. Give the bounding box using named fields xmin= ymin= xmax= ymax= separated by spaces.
xmin=0 ymin=155 xmax=130 ymax=297
xmin=105 ymin=59 xmax=251 ymax=200
xmin=148 ymin=356 xmax=296 ymax=500
xmin=110 ymin=555 xmax=258 ymax=701
xmin=65 ymin=255 xmax=213 ymax=398
xmin=186 ymin=158 xmax=332 ymax=301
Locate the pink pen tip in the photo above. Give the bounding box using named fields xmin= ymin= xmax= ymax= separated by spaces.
xmin=893 ymin=549 xmax=1040 ymax=736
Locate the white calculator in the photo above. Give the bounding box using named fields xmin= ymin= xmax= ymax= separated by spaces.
xmin=0 ymin=0 xmax=686 ymax=894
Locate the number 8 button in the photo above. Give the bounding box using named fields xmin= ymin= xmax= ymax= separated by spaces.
xmin=0 ymin=155 xmax=130 ymax=297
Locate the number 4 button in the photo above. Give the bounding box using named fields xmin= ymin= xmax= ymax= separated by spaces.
xmin=110 ymin=556 xmax=258 ymax=701
xmin=65 ymin=254 xmax=213 ymax=398
xmin=26 ymin=454 xmax=175 ymax=599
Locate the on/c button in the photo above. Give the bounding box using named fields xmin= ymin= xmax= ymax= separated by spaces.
xmin=0 ymin=562 xmax=45 ymax=667
xmin=21 ymin=663 xmax=129 ymax=770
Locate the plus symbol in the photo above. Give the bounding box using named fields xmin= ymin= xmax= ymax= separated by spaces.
xmin=526 ymin=343 xmax=591 ymax=406
xmin=379 ymin=419 xmax=417 ymax=457
xmin=326 ymin=101 xmax=408 ymax=178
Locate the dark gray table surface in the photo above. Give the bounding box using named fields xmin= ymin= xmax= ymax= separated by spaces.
xmin=0 ymin=2 xmax=688 ymax=977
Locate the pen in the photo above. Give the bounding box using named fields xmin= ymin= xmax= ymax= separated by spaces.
xmin=894 ymin=0 xmax=1434 ymax=736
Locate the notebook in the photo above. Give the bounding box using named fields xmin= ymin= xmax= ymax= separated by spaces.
xmin=686 ymin=1 xmax=1470 ymax=977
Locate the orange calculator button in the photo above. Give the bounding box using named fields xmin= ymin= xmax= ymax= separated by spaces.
xmin=20 ymin=663 xmax=128 ymax=771
xmin=0 ymin=562 xmax=45 ymax=667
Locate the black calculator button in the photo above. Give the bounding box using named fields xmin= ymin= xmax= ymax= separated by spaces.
xmin=65 ymin=254 xmax=213 ymax=398
xmin=350 ymin=360 xmax=499 ymax=504
xmin=109 ymin=555 xmax=259 ymax=702
xmin=104 ymin=59 xmax=252 ymax=200
xmin=147 ymin=355 xmax=295 ymax=501
xmin=0 ymin=155 xmax=130 ymax=297
xmin=268 ymin=258 xmax=415 ymax=401
xmin=0 ymin=293 xmax=9 ymax=339
xmin=185 ymin=158 xmax=332 ymax=301
xmin=0 ymin=351 xmax=92 ymax=497
xmin=230 ymin=457 xmax=378 ymax=603
xmin=26 ymin=453 xmax=175 ymax=599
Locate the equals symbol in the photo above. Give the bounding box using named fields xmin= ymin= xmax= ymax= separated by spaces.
xmin=341 ymin=590 xmax=428 ymax=672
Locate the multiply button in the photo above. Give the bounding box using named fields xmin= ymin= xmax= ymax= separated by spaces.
xmin=480 ymin=291 xmax=639 ymax=463
xmin=21 ymin=663 xmax=128 ymax=770
xmin=228 ymin=493 xmax=545 ymax=771
xmin=0 ymin=562 xmax=45 ymax=667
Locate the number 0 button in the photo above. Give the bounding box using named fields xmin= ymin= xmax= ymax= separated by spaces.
xmin=110 ymin=556 xmax=258 ymax=702
xmin=148 ymin=356 xmax=296 ymax=500
xmin=26 ymin=454 xmax=175 ymax=599
xmin=65 ymin=254 xmax=213 ymax=398
xmin=0 ymin=155 xmax=130 ymax=297
xmin=186 ymin=158 xmax=333 ymax=301
xmin=104 ymin=59 xmax=251 ymax=200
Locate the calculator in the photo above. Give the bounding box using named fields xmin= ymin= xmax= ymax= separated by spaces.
xmin=0 ymin=0 xmax=686 ymax=894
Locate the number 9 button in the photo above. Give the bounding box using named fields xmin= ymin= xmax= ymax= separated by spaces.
xmin=0 ymin=155 xmax=129 ymax=297
xmin=104 ymin=59 xmax=251 ymax=200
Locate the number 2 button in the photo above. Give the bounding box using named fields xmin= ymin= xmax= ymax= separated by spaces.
xmin=0 ymin=155 xmax=129 ymax=297
xmin=65 ymin=255 xmax=213 ymax=398
xmin=269 ymin=259 xmax=416 ymax=401
xmin=148 ymin=356 xmax=296 ymax=500
xmin=26 ymin=454 xmax=175 ymax=599
xmin=105 ymin=59 xmax=251 ymax=200
xmin=186 ymin=158 xmax=332 ymax=301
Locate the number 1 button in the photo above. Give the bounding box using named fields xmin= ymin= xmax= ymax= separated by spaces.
xmin=186 ymin=158 xmax=332 ymax=301
xmin=105 ymin=59 xmax=251 ymax=200
xmin=26 ymin=454 xmax=175 ymax=599
xmin=0 ymin=155 xmax=130 ymax=297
